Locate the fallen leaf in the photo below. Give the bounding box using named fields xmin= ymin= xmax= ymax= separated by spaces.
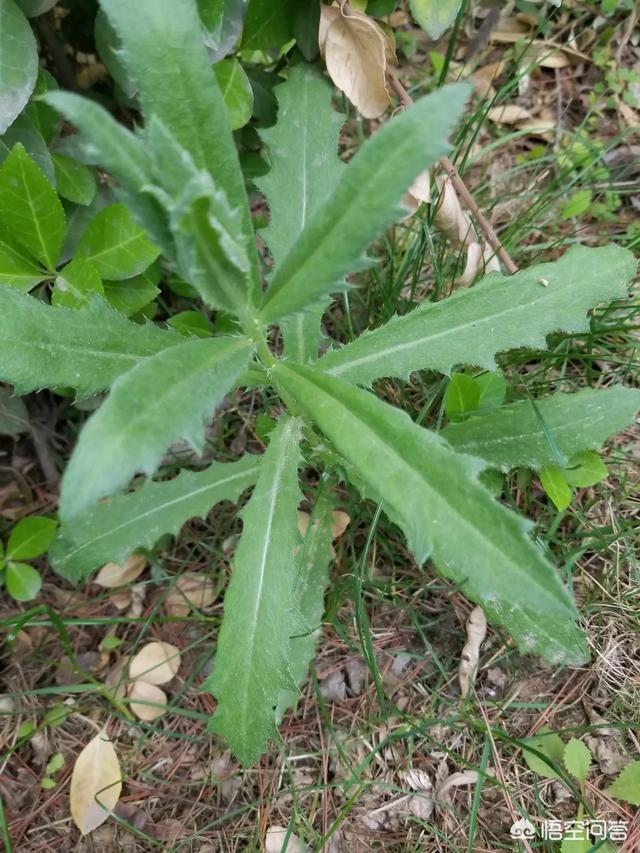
xmin=109 ymin=590 xmax=132 ymax=611
xmin=436 ymin=769 xmax=480 ymax=802
xmin=489 ymin=17 xmax=531 ymax=44
xmin=487 ymin=104 xmax=533 ymax=125
xmin=165 ymin=572 xmax=216 ymax=617
xmin=331 ymin=510 xmax=351 ymax=539
xmin=70 ymin=728 xmax=122 ymax=835
xmin=127 ymin=681 xmax=167 ymax=722
xmin=95 ymin=556 xmax=147 ymax=588
xmin=265 ymin=826 xmax=308 ymax=853
xmin=404 ymin=169 xmax=431 ymax=213
xmin=458 ymin=606 xmax=487 ymax=696
xmin=128 ymin=641 xmax=181 ymax=685
xmin=126 ymin=582 xmax=146 ymax=618
xmin=522 ymin=42 xmax=570 ymax=68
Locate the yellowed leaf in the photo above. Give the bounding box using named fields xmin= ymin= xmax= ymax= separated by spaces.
xmin=70 ymin=728 xmax=122 ymax=835
xmin=94 ymin=555 xmax=147 ymax=589
xmin=127 ymin=681 xmax=167 ymax=722
xmin=165 ymin=572 xmax=217 ymax=617
xmin=487 ymin=104 xmax=532 ymax=125
xmin=331 ymin=510 xmax=351 ymax=539
xmin=128 ymin=641 xmax=181 ymax=685
xmin=319 ymin=4 xmax=340 ymax=55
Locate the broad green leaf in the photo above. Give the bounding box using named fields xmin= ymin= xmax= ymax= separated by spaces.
xmin=0 ymin=238 xmax=46 ymax=292
xmin=52 ymin=258 xmax=103 ymax=310
xmin=562 ymin=189 xmax=592 ymax=220
xmin=522 ymin=727 xmax=566 ymax=780
xmin=103 ymin=265 xmax=161 ymax=317
xmin=94 ymin=9 xmax=136 ymax=99
xmin=241 ymin=0 xmax=296 ymax=50
xmin=277 ymin=492 xmax=334 ymax=719
xmin=293 ymin=0 xmax=321 ymax=61
xmin=442 ymin=387 xmax=640 ymax=471
xmin=444 ymin=374 xmax=480 ymax=422
xmin=0 ymin=386 xmax=29 ymax=436
xmin=540 ymin=465 xmax=572 ymax=511
xmin=274 ymin=362 xmax=588 ymax=665
xmin=605 ymin=760 xmax=640 ymax=806
xmin=198 ymin=0 xmax=248 ymax=61
xmin=60 ymin=336 xmax=253 ymax=519
xmin=167 ymin=310 xmax=214 ymax=338
xmin=563 ymin=738 xmax=591 ymax=786
xmin=213 ymin=59 xmax=253 ymax=130
xmin=319 ymin=245 xmax=636 ymax=386
xmin=52 ymin=154 xmax=96 ymax=206
xmin=0 ymin=0 xmax=38 ymax=133
xmin=7 ymin=516 xmax=57 ymax=560
xmin=75 ymin=204 xmax=160 ymax=281
xmin=100 ymin=0 xmax=258 ymax=288
xmin=0 ymin=144 xmax=65 ymax=270
xmin=0 ymin=287 xmax=181 ymax=396
xmin=6 ymin=561 xmax=42 ymax=601
xmin=1 ymin=113 xmax=55 ymax=182
xmin=257 ymin=65 xmax=345 ymax=360
xmin=409 ymin=0 xmax=463 ymax=39
xmin=259 ymin=84 xmax=469 ymax=324
xmin=561 ymin=451 xmax=607 ymax=488
xmin=475 ymin=371 xmax=507 ymax=410
xmin=205 ymin=416 xmax=303 ymax=766
xmin=50 ymin=456 xmax=260 ymax=583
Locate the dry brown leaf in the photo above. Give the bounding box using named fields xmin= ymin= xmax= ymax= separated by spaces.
xmin=126 ymin=582 xmax=146 ymax=618
xmin=522 ymin=42 xmax=571 ymax=68
xmin=487 ymin=104 xmax=533 ymax=125
xmin=70 ymin=728 xmax=122 ymax=835
xmin=331 ymin=510 xmax=351 ymax=539
xmin=489 ymin=17 xmax=531 ymax=43
xmin=127 ymin=681 xmax=167 ymax=722
xmin=458 ymin=606 xmax=487 ymax=696
xmin=128 ymin=641 xmax=181 ymax=685
xmin=95 ymin=555 xmax=147 ymax=589
xmin=403 ymin=169 xmax=431 ymax=214
xmin=468 ymin=61 xmax=506 ymax=100
xmin=165 ymin=572 xmax=216 ymax=617
xmin=618 ymin=99 xmax=640 ymax=129
xmin=319 ymin=4 xmax=340 ymax=54
xmin=436 ymin=769 xmax=480 ymax=802
xmin=109 ymin=590 xmax=132 ymax=611
xmin=265 ymin=826 xmax=308 ymax=853
xmin=322 ymin=2 xmax=396 ymax=119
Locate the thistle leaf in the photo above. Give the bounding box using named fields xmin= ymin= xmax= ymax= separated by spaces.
xmin=50 ymin=456 xmax=260 ymax=583
xmin=205 ymin=416 xmax=303 ymax=766
xmin=319 ymin=245 xmax=636 ymax=386
xmin=60 ymin=336 xmax=253 ymax=519
xmin=274 ymin=362 xmax=588 ymax=665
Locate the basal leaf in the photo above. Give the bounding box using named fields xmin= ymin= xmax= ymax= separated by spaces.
xmin=443 ymin=386 xmax=640 ymax=471
xmin=409 ymin=0 xmax=463 ymax=39
xmin=0 ymin=0 xmax=38 ymax=133
xmin=274 ymin=362 xmax=588 ymax=665
xmin=319 ymin=245 xmax=636 ymax=386
xmin=52 ymin=153 xmax=96 ymax=207
xmin=259 ymin=84 xmax=469 ymax=324
xmin=205 ymin=416 xmax=303 ymax=766
xmin=75 ymin=203 xmax=160 ymax=281
xmin=0 ymin=143 xmax=65 ymax=270
xmin=0 ymin=238 xmax=46 ymax=292
xmin=50 ymin=456 xmax=260 ymax=583
xmin=52 ymin=258 xmax=103 ymax=310
xmin=0 ymin=287 xmax=181 ymax=396
xmin=59 ymin=336 xmax=253 ymax=519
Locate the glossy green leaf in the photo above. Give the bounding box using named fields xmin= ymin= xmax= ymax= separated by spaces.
xmin=409 ymin=0 xmax=463 ymax=39
xmin=293 ymin=0 xmax=321 ymax=61
xmin=75 ymin=204 xmax=160 ymax=280
xmin=444 ymin=374 xmax=480 ymax=421
xmin=103 ymin=264 xmax=161 ymax=317
xmin=25 ymin=70 xmax=60 ymax=144
xmin=213 ymin=59 xmax=253 ymax=130
xmin=540 ymin=465 xmax=572 ymax=511
xmin=50 ymin=456 xmax=260 ymax=583
xmin=274 ymin=362 xmax=588 ymax=665
xmin=52 ymin=154 xmax=96 ymax=206
xmin=442 ymin=387 xmax=640 ymax=471
xmin=60 ymin=336 xmax=253 ymax=519
xmin=522 ymin=727 xmax=566 ymax=780
xmin=198 ymin=0 xmax=248 ymax=61
xmin=7 ymin=516 xmax=57 ymax=560
xmin=259 ymin=84 xmax=469 ymax=324
xmin=1 ymin=113 xmax=55 ymax=182
xmin=561 ymin=451 xmax=608 ymax=488
xmin=0 ymin=287 xmax=181 ymax=396
xmin=605 ymin=760 xmax=640 ymax=806
xmin=52 ymin=258 xmax=103 ymax=310
xmin=475 ymin=371 xmax=507 ymax=410
xmin=0 ymin=144 xmax=65 ymax=270
xmin=0 ymin=239 xmax=46 ymax=292
xmin=242 ymin=0 xmax=296 ymax=50
xmin=6 ymin=561 xmax=42 ymax=601
xmin=167 ymin=310 xmax=214 ymax=338
xmin=563 ymin=738 xmax=591 ymax=786
xmin=319 ymin=245 xmax=636 ymax=386
xmin=0 ymin=0 xmax=38 ymax=133
xmin=205 ymin=416 xmax=303 ymax=766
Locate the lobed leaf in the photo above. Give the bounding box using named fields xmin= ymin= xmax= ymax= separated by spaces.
xmin=59 ymin=336 xmax=253 ymax=519
xmin=0 ymin=0 xmax=38 ymax=134
xmin=319 ymin=245 xmax=637 ymax=386
xmin=274 ymin=362 xmax=588 ymax=665
xmin=0 ymin=287 xmax=182 ymax=396
xmin=259 ymin=84 xmax=470 ymax=324
xmin=443 ymin=386 xmax=640 ymax=471
xmin=205 ymin=416 xmax=303 ymax=766
xmin=50 ymin=456 xmax=260 ymax=583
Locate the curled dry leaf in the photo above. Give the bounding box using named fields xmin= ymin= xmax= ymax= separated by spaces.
xmin=70 ymin=728 xmax=122 ymax=835
xmin=320 ymin=2 xmax=396 ymax=119
xmin=265 ymin=826 xmax=308 ymax=853
xmin=487 ymin=104 xmax=532 ymax=126
xmin=165 ymin=572 xmax=216 ymax=617
xmin=458 ymin=606 xmax=487 ymax=696
xmin=128 ymin=641 xmax=181 ymax=685
xmin=95 ymin=555 xmax=147 ymax=588
xmin=127 ymin=680 xmax=167 ymax=722
xmin=436 ymin=769 xmax=480 ymax=803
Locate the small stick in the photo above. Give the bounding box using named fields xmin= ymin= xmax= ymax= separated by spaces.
xmin=387 ymin=71 xmax=518 ymax=275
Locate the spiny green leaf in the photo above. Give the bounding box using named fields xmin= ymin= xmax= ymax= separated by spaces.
xmin=52 ymin=258 xmax=103 ymax=310
xmin=52 ymin=153 xmax=96 ymax=206
xmin=205 ymin=416 xmax=303 ymax=766
xmin=442 ymin=387 xmax=640 ymax=471
xmin=0 ymin=287 xmax=182 ymax=396
xmin=60 ymin=336 xmax=253 ymax=519
xmin=409 ymin=0 xmax=463 ymax=39
xmin=7 ymin=516 xmax=57 ymax=560
xmin=605 ymin=760 xmax=640 ymax=806
xmin=274 ymin=362 xmax=588 ymax=665
xmin=319 ymin=245 xmax=636 ymax=386
xmin=259 ymin=84 xmax=469 ymax=324
xmin=213 ymin=58 xmax=253 ymax=130
xmin=0 ymin=0 xmax=38 ymax=133
xmin=0 ymin=238 xmax=46 ymax=292
xmin=75 ymin=203 xmax=160 ymax=281
xmin=0 ymin=144 xmax=65 ymax=270
xmin=50 ymin=456 xmax=260 ymax=583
